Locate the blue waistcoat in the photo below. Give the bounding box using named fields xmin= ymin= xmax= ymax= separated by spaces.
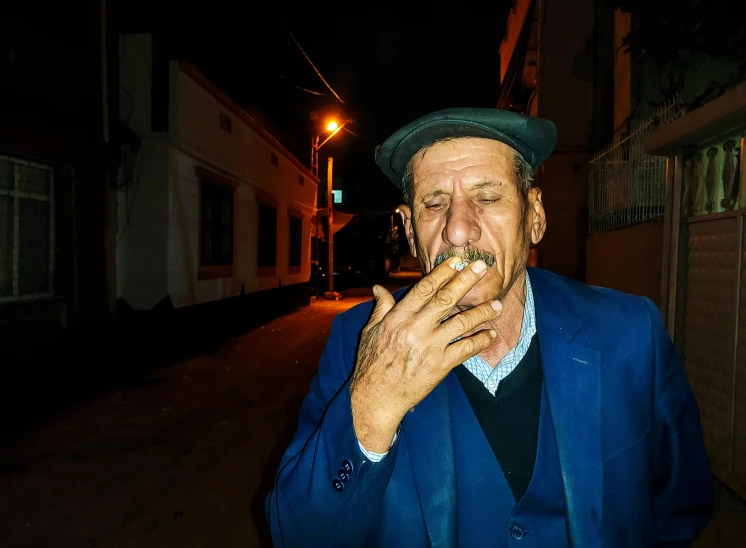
xmin=450 ymin=372 xmax=569 ymax=547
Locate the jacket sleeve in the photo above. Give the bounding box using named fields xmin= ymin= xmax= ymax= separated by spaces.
xmin=645 ymin=298 xmax=714 ymax=546
xmin=265 ymin=312 xmax=399 ymax=547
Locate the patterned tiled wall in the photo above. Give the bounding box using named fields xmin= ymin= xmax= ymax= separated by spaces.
xmin=686 ymin=218 xmax=739 ymax=476
xmin=735 ymin=227 xmax=746 ymax=489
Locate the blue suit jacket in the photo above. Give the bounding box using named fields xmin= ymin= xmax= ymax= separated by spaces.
xmin=266 ymin=268 xmax=713 ymax=547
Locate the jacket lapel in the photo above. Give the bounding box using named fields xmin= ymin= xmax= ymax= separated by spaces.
xmin=402 ymin=377 xmax=457 ymax=548
xmin=530 ymin=269 xmax=603 ymax=547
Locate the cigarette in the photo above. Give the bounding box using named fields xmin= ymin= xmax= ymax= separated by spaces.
xmin=454 ymin=261 xmax=469 ymax=271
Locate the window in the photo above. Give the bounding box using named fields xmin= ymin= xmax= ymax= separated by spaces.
xmin=200 ymin=179 xmax=234 ymax=269
xmin=196 ymin=167 xmax=238 ymax=279
xmin=0 ymin=155 xmax=55 ymax=302
xmin=288 ymin=213 xmax=303 ymax=274
xmin=332 ymin=189 xmax=343 ymax=204
xmin=257 ymin=200 xmax=277 ymax=277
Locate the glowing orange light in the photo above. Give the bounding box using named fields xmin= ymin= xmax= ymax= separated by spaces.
xmin=395 ymin=208 xmax=400 ymax=213
xmin=326 ymin=121 xmax=339 ymax=132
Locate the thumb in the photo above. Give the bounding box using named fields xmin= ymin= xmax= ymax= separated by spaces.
xmin=368 ymin=285 xmax=396 ymax=326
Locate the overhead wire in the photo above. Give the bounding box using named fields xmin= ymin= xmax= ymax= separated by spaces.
xmin=342 ymin=126 xmax=367 ymax=142
xmin=284 ymin=25 xmax=346 ymax=104
xmin=294 ymin=84 xmax=329 ymax=96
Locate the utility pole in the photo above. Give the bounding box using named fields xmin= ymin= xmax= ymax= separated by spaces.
xmin=327 ymin=157 xmax=334 ymax=294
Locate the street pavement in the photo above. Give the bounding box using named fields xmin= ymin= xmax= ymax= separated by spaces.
xmin=0 ymin=271 xmax=744 ymax=547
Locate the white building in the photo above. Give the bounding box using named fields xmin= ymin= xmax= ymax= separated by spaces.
xmin=116 ymin=34 xmax=318 ymax=329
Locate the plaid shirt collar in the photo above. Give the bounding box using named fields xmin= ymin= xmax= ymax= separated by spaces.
xmin=461 ymin=273 xmax=536 ymax=394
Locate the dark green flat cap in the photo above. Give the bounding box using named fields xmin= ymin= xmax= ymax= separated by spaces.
xmin=375 ymin=107 xmax=557 ymax=189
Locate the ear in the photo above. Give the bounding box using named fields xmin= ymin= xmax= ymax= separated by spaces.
xmin=528 ymin=189 xmax=546 ymax=245
xmin=398 ymin=205 xmax=417 ymax=257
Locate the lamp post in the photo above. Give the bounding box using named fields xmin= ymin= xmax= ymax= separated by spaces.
xmin=311 ymin=118 xmax=351 ymax=295
xmin=327 ymin=156 xmax=334 ymax=294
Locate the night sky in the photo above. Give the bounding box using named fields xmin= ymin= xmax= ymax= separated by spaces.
xmin=117 ymin=0 xmax=511 ymax=213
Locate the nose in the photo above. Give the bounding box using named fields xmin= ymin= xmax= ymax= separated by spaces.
xmin=442 ymin=197 xmax=481 ymax=248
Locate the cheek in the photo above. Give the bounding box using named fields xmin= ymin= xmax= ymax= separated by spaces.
xmin=413 ymin=219 xmax=444 ymax=253
xmin=483 ymin=221 xmax=528 ymax=269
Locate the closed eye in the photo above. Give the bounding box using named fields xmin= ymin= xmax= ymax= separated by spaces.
xmin=425 ymin=202 xmax=446 ymax=210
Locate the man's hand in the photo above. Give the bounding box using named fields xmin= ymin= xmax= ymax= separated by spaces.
xmin=350 ymin=257 xmax=502 ymax=453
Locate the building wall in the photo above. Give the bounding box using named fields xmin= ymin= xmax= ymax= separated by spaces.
xmin=167 ymin=63 xmax=316 ymax=309
xmin=116 ymin=35 xmax=317 ymax=311
xmin=116 ymin=34 xmax=170 ymax=310
xmin=499 ymin=0 xmax=534 ymax=82
xmin=118 ymin=33 xmax=152 ymax=137
xmin=166 ymin=149 xmax=314 ymax=308
xmin=537 ymin=152 xmax=588 ymax=281
xmin=613 ymin=9 xmax=632 ymax=136
xmin=115 ymin=136 xmax=170 ymax=310
xmin=537 ymin=0 xmax=594 ymax=151
xmin=585 ymin=221 xmax=663 ymax=306
xmin=0 ymin=5 xmax=115 ymax=350
xmin=534 ymin=0 xmax=594 ymax=280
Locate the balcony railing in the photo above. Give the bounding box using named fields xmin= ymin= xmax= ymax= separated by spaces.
xmin=589 ymin=97 xmax=684 ymax=234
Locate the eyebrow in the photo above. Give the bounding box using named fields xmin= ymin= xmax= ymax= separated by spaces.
xmin=471 ymin=180 xmax=504 ymax=189
xmin=420 ymin=189 xmax=447 ymax=202
xmin=419 ymin=180 xmax=507 ymax=202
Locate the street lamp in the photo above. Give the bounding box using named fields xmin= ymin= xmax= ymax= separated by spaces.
xmin=310 ymin=118 xmax=350 ymax=178
xmin=311 ymin=118 xmax=352 ymax=296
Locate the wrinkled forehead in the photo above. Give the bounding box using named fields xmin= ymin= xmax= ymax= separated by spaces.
xmin=410 ymin=137 xmax=518 ymax=185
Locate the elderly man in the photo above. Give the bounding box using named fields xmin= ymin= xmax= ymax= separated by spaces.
xmin=266 ymin=108 xmax=713 ymax=547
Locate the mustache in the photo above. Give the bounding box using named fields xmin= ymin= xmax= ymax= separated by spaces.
xmin=433 ymin=246 xmax=496 ymax=268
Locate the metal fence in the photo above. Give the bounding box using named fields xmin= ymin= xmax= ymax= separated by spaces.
xmin=589 ymin=97 xmax=684 ymax=234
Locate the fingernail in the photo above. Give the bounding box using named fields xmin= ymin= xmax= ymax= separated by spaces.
xmin=372 ymin=285 xmax=379 ymax=297
xmin=449 ymin=256 xmax=463 ymax=268
xmin=491 ymin=300 xmax=502 ymax=311
xmin=489 ymin=329 xmax=497 ymax=337
xmin=471 ymin=260 xmax=487 ymax=273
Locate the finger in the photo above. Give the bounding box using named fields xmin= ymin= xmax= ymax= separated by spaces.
xmin=435 ymin=299 xmax=502 ymax=342
xmin=422 ymin=259 xmax=490 ymax=320
xmin=395 ymin=256 xmax=463 ymax=314
xmin=443 ymin=329 xmax=497 ymax=368
xmin=367 ymin=285 xmax=396 ymax=326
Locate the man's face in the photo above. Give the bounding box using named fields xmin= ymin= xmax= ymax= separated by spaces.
xmin=399 ymin=137 xmax=546 ymax=308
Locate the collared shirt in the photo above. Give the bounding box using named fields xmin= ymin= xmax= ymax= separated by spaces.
xmin=462 ymin=274 xmax=536 ymax=394
xmin=360 ymin=273 xmax=536 ymax=462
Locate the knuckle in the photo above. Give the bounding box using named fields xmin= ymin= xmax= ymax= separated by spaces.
xmin=448 ymin=314 xmax=469 ymax=333
xmin=416 ymin=277 xmax=438 ymax=297
xmin=480 ymin=302 xmax=498 ymax=319
xmin=402 ymin=328 xmax=419 ymax=348
xmin=470 ymin=332 xmax=489 ymax=351
xmin=433 ymin=288 xmax=454 ymax=308
xmin=468 ymin=335 xmax=484 ymax=351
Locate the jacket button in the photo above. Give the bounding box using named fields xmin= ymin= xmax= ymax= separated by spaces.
xmin=510 ymin=525 xmax=524 ymax=540
xmin=338 ymin=470 xmax=349 ymax=483
xmin=341 ymin=459 xmax=353 ymax=473
xmin=332 ymin=479 xmax=344 ymax=493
